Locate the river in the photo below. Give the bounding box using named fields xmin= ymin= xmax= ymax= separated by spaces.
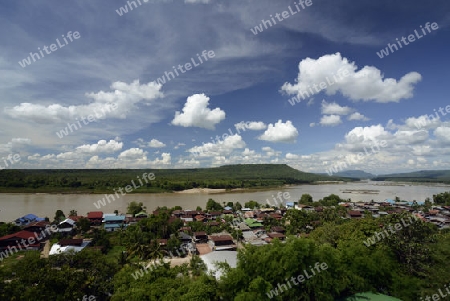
xmin=1 ymin=181 xmax=449 ymax=222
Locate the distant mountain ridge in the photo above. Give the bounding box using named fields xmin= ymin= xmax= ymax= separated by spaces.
xmin=373 ymin=170 xmax=450 ymax=184
xmin=0 ymin=164 xmax=354 ymax=193
xmin=332 ymin=170 xmax=375 ymax=179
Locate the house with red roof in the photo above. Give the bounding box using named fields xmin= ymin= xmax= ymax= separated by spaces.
xmin=208 ymin=235 xmax=236 ymax=251
xmin=0 ymin=230 xmax=44 ymax=251
xmin=348 ymin=210 xmax=363 ymax=219
xmin=22 ymin=221 xmax=50 ymax=233
xmin=194 ymin=231 xmax=208 ymax=243
xmin=265 ymin=232 xmax=286 ymax=243
xmin=87 ymin=211 xmax=103 ymax=225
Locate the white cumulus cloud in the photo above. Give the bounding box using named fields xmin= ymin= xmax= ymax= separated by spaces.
xmin=434 ymin=126 xmax=450 ymax=144
xmin=321 ymin=100 xmax=353 ymax=115
xmin=188 ymin=134 xmax=245 ymax=157
xmin=134 ymin=138 xmax=167 ymax=148
xmin=348 ymin=112 xmax=369 ymax=121
xmin=234 ymin=121 xmax=267 ymax=131
xmin=281 ymin=52 xmax=421 ymax=103
xmin=118 ymin=148 xmax=147 ymax=160
xmin=171 ymin=94 xmax=225 ymax=130
xmin=5 ymin=80 xmax=164 ymax=124
xmin=148 ymin=139 xmax=166 ymax=148
xmin=320 ymin=115 xmax=342 ymax=127
xmin=76 ymin=139 xmax=123 ymax=154
xmin=259 ymin=120 xmax=299 ymax=143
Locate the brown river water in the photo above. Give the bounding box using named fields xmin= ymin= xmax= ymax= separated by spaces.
xmin=0 ymin=181 xmax=449 ymax=222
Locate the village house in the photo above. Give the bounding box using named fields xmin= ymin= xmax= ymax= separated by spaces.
xmin=265 ymin=232 xmax=286 ymax=243
xmin=208 ymin=234 xmax=236 ymax=251
xmin=49 ymin=238 xmax=91 ymax=255
xmin=102 ymin=214 xmax=126 ymax=232
xmin=0 ymin=230 xmax=44 ymax=251
xmin=57 ymin=218 xmax=76 ymax=234
xmin=207 ymin=211 xmax=222 ymax=220
xmin=193 ymin=231 xmax=208 ymax=243
xmin=87 ymin=211 xmax=103 ymax=226
xmin=23 ymin=221 xmax=49 ymax=233
xmin=348 ymin=210 xmax=363 ymax=219
xmin=14 ymin=214 xmax=46 ymax=227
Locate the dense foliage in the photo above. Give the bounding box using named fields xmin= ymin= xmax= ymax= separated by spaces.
xmin=372 ymin=170 xmax=450 ymax=184
xmin=0 ymin=164 xmax=352 ymax=193
xmin=1 ymin=192 xmax=450 ymax=300
xmin=433 ymin=191 xmax=450 ymax=205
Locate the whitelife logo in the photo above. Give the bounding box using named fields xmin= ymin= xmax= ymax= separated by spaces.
xmin=115 ymin=0 xmax=173 ymax=16
xmin=93 ymin=172 xmax=155 ymax=209
xmin=266 ymin=192 xmax=291 ymax=207
xmin=376 ymin=22 xmax=439 ymax=59
xmin=413 ymin=104 xmax=450 ymax=130
xmin=0 ymin=224 xmax=58 ymax=262
xmin=363 ymin=214 xmax=420 ymax=247
xmin=0 ymin=153 xmax=21 ymax=170
xmin=18 ymin=31 xmax=81 ymax=68
xmin=155 ymin=50 xmax=215 ymax=86
xmin=55 ymin=104 xmax=118 ymax=139
xmin=326 ymin=139 xmax=387 ymax=176
xmin=287 ymin=68 xmax=351 ymax=106
xmin=419 ymin=283 xmax=450 ymax=301
xmin=266 ymin=262 xmax=328 ymax=299
xmin=250 ymin=0 xmax=313 ymax=35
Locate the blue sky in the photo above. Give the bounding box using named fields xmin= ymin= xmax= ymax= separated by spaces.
xmin=1 ymin=0 xmax=449 ymax=174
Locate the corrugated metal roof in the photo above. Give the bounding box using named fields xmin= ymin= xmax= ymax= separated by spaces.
xmin=103 ymin=215 xmax=126 ymax=222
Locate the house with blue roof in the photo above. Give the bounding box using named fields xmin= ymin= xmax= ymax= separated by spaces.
xmin=102 ymin=214 xmax=126 ymax=232
xmin=14 ymin=214 xmax=46 ymax=227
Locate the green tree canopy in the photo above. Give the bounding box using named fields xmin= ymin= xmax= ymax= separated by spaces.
xmin=206 ymin=199 xmax=223 ymax=211
xmin=54 ymin=210 xmax=65 ymax=223
xmin=127 ymin=201 xmax=145 ymax=216
xmin=244 ymin=200 xmax=259 ymax=209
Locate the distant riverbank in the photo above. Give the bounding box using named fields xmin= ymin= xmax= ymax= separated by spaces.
xmin=0 ymin=181 xmax=449 ymax=222
xmin=0 ymin=184 xmax=289 ymax=195
xmin=0 ymin=180 xmax=448 ymax=195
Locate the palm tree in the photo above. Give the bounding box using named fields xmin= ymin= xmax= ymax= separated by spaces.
xmin=148 ymin=240 xmax=164 ymax=261
xmin=123 ymin=226 xmax=150 ymax=260
xmin=189 ymin=255 xmax=207 ymax=276
xmin=69 ymin=210 xmax=77 ymax=217
xmin=118 ymin=250 xmax=130 ymax=267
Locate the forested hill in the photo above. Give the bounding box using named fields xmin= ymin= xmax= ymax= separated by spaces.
xmin=0 ymin=164 xmax=352 ymax=193
xmin=373 ymin=170 xmax=450 ymax=184
xmin=331 ymin=170 xmax=375 ymax=179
